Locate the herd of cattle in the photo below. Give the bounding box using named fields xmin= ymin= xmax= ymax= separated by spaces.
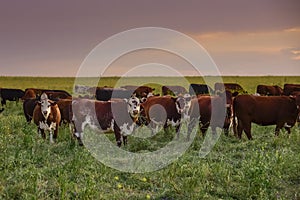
xmin=0 ymin=83 xmax=300 ymax=147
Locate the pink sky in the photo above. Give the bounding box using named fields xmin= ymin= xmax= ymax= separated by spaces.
xmin=0 ymin=0 xmax=299 ymax=76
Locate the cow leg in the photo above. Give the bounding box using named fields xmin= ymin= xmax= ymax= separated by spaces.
xmin=113 ymin=122 xmax=122 ymax=147
xmin=275 ymin=122 xmax=284 ymax=136
xmin=49 ymin=130 xmax=54 ymax=143
xmin=200 ymin=123 xmax=209 ymax=137
xmin=1 ymin=99 xmax=6 ymax=107
xmin=53 ymin=124 xmax=59 ymax=142
xmin=122 ymin=135 xmax=128 ymax=146
xmin=187 ymin=117 xmax=197 ymax=141
xmin=211 ymin=126 xmax=218 ymax=139
xmin=243 ymin=121 xmax=252 ymax=140
xmin=38 ymin=128 xmax=46 ymax=139
xmin=175 ymin=124 xmax=180 ymax=140
xmin=223 ymin=128 xmax=229 ymax=136
xmin=284 ymin=127 xmax=291 ymax=134
xmin=237 ymin=119 xmax=243 ymax=139
xmin=233 ymin=117 xmax=238 ymax=137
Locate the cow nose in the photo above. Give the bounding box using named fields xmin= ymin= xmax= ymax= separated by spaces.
xmin=43 ymin=111 xmax=48 ymax=115
xmin=133 ymin=110 xmax=138 ymax=115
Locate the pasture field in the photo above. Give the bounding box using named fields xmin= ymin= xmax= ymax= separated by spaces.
xmin=0 ymin=76 xmax=300 ymax=199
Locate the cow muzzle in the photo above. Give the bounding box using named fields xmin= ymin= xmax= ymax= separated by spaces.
xmin=133 ymin=110 xmax=139 ymax=115
xmin=42 ymin=111 xmax=48 ymax=118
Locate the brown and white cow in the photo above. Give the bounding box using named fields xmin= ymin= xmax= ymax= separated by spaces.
xmin=138 ymin=94 xmax=192 ymax=138
xmin=33 ymin=93 xmax=61 ymax=143
xmin=233 ymin=95 xmax=300 ymax=140
xmin=187 ymin=91 xmax=231 ymax=140
xmin=72 ymin=96 xmax=141 ymax=146
xmin=256 ymin=85 xmax=283 ymax=96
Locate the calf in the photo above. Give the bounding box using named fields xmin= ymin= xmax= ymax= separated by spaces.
xmin=233 ymin=95 xmax=300 ymax=140
xmin=33 ymin=93 xmax=61 ymax=143
xmin=138 ymin=95 xmax=191 ymax=138
xmin=187 ymin=92 xmax=230 ymax=140
xmin=72 ymin=96 xmax=141 ymax=147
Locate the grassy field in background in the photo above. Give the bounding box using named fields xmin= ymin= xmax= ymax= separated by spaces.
xmin=0 ymin=76 xmax=300 ymax=199
xmin=1 ymin=76 xmax=300 ymax=94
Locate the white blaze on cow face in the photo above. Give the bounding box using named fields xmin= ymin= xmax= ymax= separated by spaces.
xmin=40 ymin=93 xmax=52 ymax=119
xmin=126 ymin=96 xmax=141 ymax=118
xmin=175 ymin=94 xmax=192 ymax=120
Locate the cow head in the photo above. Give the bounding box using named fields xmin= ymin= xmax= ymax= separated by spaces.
xmin=38 ymin=93 xmax=56 ymax=119
xmin=174 ymin=94 xmax=192 ymax=115
xmin=125 ymin=96 xmax=141 ymax=118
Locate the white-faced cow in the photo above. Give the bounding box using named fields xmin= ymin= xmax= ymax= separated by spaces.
xmin=33 ymin=93 xmax=61 ymax=143
xmin=138 ymin=94 xmax=192 ymax=138
xmin=233 ymin=95 xmax=300 ymax=140
xmin=72 ymin=96 xmax=141 ymax=146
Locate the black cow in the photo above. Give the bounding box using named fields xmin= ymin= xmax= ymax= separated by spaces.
xmin=0 ymin=88 xmax=25 ymax=106
xmin=95 ymin=87 xmax=134 ymax=101
xmin=189 ymin=84 xmax=214 ymax=95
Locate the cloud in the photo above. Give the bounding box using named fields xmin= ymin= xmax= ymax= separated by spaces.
xmin=186 ymin=27 xmax=300 ymax=75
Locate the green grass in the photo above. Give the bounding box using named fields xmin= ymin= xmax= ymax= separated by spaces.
xmin=0 ymin=76 xmax=300 ymax=199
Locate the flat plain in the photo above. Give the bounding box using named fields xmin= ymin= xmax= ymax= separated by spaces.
xmin=0 ymin=76 xmax=299 ymax=199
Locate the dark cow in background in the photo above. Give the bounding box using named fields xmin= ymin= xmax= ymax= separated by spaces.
xmin=23 ymin=88 xmax=71 ymax=100
xmin=215 ymin=83 xmax=247 ymax=96
xmin=22 ymin=89 xmax=37 ymax=100
xmin=283 ymin=84 xmax=300 ymax=96
xmin=121 ymin=85 xmax=156 ymax=99
xmin=138 ymin=94 xmax=192 ymax=138
xmin=72 ymin=96 xmax=141 ymax=146
xmin=162 ymin=85 xmax=187 ymax=96
xmin=233 ymin=95 xmax=300 ymax=140
xmin=189 ymin=84 xmax=214 ymax=95
xmin=256 ymin=85 xmax=283 ymax=96
xmin=187 ymin=91 xmax=232 ymax=140
xmin=33 ymin=93 xmax=61 ymax=143
xmin=0 ymin=88 xmax=25 ymax=106
xmin=23 ymin=98 xmax=39 ymax=123
xmin=95 ymin=87 xmax=134 ymax=101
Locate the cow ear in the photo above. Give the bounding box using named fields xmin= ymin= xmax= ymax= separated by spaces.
xmin=171 ymin=97 xmax=177 ymax=102
xmin=50 ymin=101 xmax=57 ymax=106
xmin=232 ymin=92 xmax=239 ymax=97
xmin=123 ymin=98 xmax=128 ymax=103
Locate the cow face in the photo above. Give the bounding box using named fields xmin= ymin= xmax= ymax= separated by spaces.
xmin=175 ymin=94 xmax=192 ymax=115
xmin=38 ymin=93 xmax=53 ymax=119
xmin=125 ymin=96 xmax=141 ymax=118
